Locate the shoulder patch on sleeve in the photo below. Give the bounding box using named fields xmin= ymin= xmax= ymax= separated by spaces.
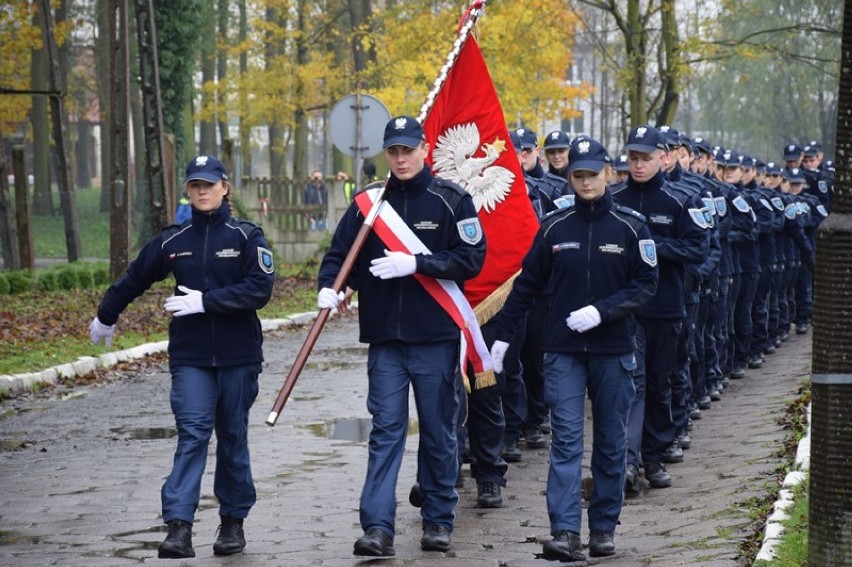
xmin=554 ymin=194 xmax=575 ymax=209
xmin=688 ymin=207 xmax=708 ymax=229
xmin=732 ymin=195 xmax=750 ymax=213
xmin=760 ymin=198 xmax=774 ymax=211
xmin=817 ymin=204 xmax=829 ymax=217
xmin=771 ymin=197 xmax=784 ymax=211
xmin=258 ymin=247 xmax=274 ymax=274
xmin=818 ymin=180 xmax=828 ymax=193
xmin=639 ymin=239 xmax=657 ymax=267
xmin=714 ymin=196 xmax=727 ymax=217
xmin=457 ymin=217 xmax=483 ymax=245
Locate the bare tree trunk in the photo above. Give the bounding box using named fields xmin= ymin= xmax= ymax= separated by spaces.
xmin=199 ymin=2 xmax=217 ymax=155
xmin=0 ymin=132 xmax=21 ymax=270
xmin=40 ymin=0 xmax=82 ymax=262
xmin=656 ymin=0 xmax=680 ymax=126
xmin=348 ymin=0 xmax=375 ymax=88
xmin=266 ymin=6 xmax=286 ymax=181
xmin=96 ymin=0 xmax=111 ymax=212
xmin=238 ymin=0 xmax=252 ymax=177
xmin=217 ymin=0 xmax=229 ymax=147
xmin=31 ymin=6 xmax=53 ymax=216
xmin=292 ymin=0 xmax=309 ymax=180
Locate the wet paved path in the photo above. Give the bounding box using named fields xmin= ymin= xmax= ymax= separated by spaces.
xmin=0 ymin=314 xmax=810 ymax=565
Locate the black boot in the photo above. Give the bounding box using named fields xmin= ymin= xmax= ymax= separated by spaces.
xmin=158 ymin=519 xmax=195 ymax=559
xmin=353 ymin=527 xmax=395 ymax=557
xmin=476 ymin=480 xmax=503 ymax=508
xmin=421 ymin=524 xmax=452 ymax=551
xmin=588 ymin=529 xmax=616 ymax=557
xmin=213 ymin=516 xmax=246 ymax=556
xmin=542 ymin=530 xmax=585 ymax=561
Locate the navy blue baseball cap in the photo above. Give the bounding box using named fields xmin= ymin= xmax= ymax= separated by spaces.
xmin=692 ymin=137 xmax=712 ymax=155
xmin=567 ymin=137 xmax=611 ymax=173
xmin=807 ymin=140 xmax=824 ymax=152
xmin=766 ymin=162 xmax=783 ymax=175
xmin=509 ymin=131 xmax=523 ymax=151
xmin=383 ymin=115 xmax=425 ymax=148
xmin=719 ymin=149 xmax=742 ymax=167
xmin=658 ymin=125 xmax=681 ymax=148
xmin=803 ymin=144 xmax=820 ymax=157
xmin=543 ymin=130 xmax=571 ymax=150
xmin=740 ymin=154 xmax=755 ymax=169
xmin=783 ymin=143 xmax=803 ymax=161
xmin=614 ymin=154 xmax=629 ymax=172
xmin=184 ymin=155 xmax=229 ymax=184
xmin=785 ymin=167 xmax=806 ymax=183
xmin=624 ymin=125 xmax=668 ymax=153
xmin=515 ymin=128 xmax=538 ymax=150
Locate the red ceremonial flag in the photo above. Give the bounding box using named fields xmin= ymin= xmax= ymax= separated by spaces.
xmin=422 ymin=20 xmax=539 ymax=309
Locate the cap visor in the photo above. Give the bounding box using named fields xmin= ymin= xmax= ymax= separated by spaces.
xmin=783 ymin=153 xmax=800 ymax=161
xmin=544 ymin=144 xmax=570 ymax=150
xmin=568 ymin=160 xmax=606 ymax=173
xmin=623 ymin=143 xmax=660 ymax=154
xmin=383 ymin=136 xmax=422 ymax=149
xmin=184 ymin=173 xmax=222 ymax=184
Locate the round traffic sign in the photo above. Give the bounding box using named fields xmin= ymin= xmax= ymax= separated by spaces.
xmin=329 ymin=94 xmax=391 ymax=158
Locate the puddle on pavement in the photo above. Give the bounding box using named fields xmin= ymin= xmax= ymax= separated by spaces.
xmin=0 ymin=531 xmax=42 ymax=546
xmin=109 ymin=426 xmax=177 ymax=440
xmin=302 ymin=417 xmax=419 ymax=442
xmin=0 ymin=439 xmax=35 ymax=451
xmin=303 ymin=360 xmax=361 ymax=371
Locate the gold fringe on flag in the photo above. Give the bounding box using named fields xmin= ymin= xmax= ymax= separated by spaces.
xmin=468 ymin=270 xmax=521 ymax=389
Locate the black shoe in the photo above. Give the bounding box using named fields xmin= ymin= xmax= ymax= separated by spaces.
xmin=158 ymin=520 xmax=195 ymax=559
xmin=645 ymin=462 xmax=672 ymax=488
xmin=539 ymin=419 xmax=552 ymax=434
xmin=678 ymin=430 xmax=691 ymax=450
xmin=588 ymin=530 xmax=616 ymax=557
xmin=624 ymin=463 xmax=640 ymax=494
xmin=213 ymin=516 xmax=246 ymax=556
xmin=421 ymin=524 xmax=451 ymax=552
xmin=764 ymin=344 xmax=776 ymax=355
xmin=689 ymin=405 xmax=702 ymax=420
xmin=409 ymin=483 xmax=424 ymax=508
xmin=501 ymin=439 xmax=522 ymax=463
xmin=476 ymin=480 xmax=503 ymax=508
xmin=747 ymin=356 xmax=763 ymax=369
xmin=542 ymin=530 xmax=585 ymax=561
xmin=780 ymin=330 xmax=790 ymax=342
xmin=721 ymin=375 xmax=731 ymax=387
xmin=796 ymin=323 xmax=809 ymax=335
xmin=774 ymin=338 xmax=782 ymax=348
xmin=731 ymin=366 xmax=746 ymax=379
xmin=354 ymin=527 xmax=395 ymax=557
xmin=524 ymin=426 xmax=547 ymax=449
xmin=697 ymin=395 xmax=712 ymax=410
xmin=662 ymin=440 xmax=684 ymax=463
xmin=687 ymin=417 xmax=694 ymax=431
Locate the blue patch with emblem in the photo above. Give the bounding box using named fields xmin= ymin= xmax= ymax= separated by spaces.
xmin=457 ymin=217 xmax=483 ymax=245
xmin=258 ymin=247 xmax=274 ymax=274
xmin=703 ymin=207 xmax=714 ymax=228
xmin=714 ymin=196 xmax=727 ymax=217
xmin=554 ymin=195 xmax=575 ymax=209
xmin=688 ymin=208 xmax=707 ymax=229
xmin=818 ymin=180 xmax=828 ymax=193
xmin=639 ymin=239 xmax=657 ymax=267
xmin=732 ymin=195 xmax=750 ymax=213
xmin=817 ymin=204 xmax=828 ymax=217
xmin=702 ymin=198 xmax=715 ymax=215
xmin=771 ymin=197 xmax=784 ymax=211
xmin=785 ymin=204 xmax=797 ymax=220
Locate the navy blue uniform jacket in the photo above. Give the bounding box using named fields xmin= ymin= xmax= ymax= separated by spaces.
xmin=97 ymin=201 xmax=275 ymax=368
xmin=495 ymin=190 xmax=658 ymax=354
xmin=611 ymin=170 xmax=706 ymax=319
xmin=318 ymin=165 xmax=486 ymax=345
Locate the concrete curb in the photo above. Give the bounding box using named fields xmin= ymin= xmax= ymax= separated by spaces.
xmin=0 ymin=309 xmax=330 ymax=395
xmin=754 ymin=402 xmax=811 ymax=562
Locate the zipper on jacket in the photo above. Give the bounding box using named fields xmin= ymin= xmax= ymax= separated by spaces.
xmin=203 ymin=216 xmax=217 ymax=367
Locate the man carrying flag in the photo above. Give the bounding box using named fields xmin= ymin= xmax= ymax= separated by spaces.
xmin=421 ymin=0 xmax=540 ymax=510
xmin=317 ymin=115 xmax=486 ymax=556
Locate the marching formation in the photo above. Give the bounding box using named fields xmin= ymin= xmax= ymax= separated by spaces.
xmin=86 ymin=115 xmax=828 ymax=562
xmin=319 ymin=117 xmax=831 ymax=561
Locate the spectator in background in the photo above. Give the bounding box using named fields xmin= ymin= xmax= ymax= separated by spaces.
xmin=302 ymin=170 xmax=327 ymax=230
xmin=175 ymin=193 xmax=192 ymax=224
xmin=337 ymin=171 xmax=356 ymax=203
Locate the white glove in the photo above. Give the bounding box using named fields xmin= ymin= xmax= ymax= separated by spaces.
xmin=369 ymin=249 xmax=416 ymax=280
xmin=89 ymin=316 xmax=115 ymax=346
xmin=490 ymin=340 xmax=510 ymax=374
xmin=164 ymin=285 xmax=205 ymax=317
xmin=566 ymin=305 xmax=602 ymax=333
xmin=317 ymin=287 xmax=344 ymax=310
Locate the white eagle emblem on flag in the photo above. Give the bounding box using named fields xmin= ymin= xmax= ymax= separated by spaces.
xmin=432 ymin=123 xmax=515 ymax=213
